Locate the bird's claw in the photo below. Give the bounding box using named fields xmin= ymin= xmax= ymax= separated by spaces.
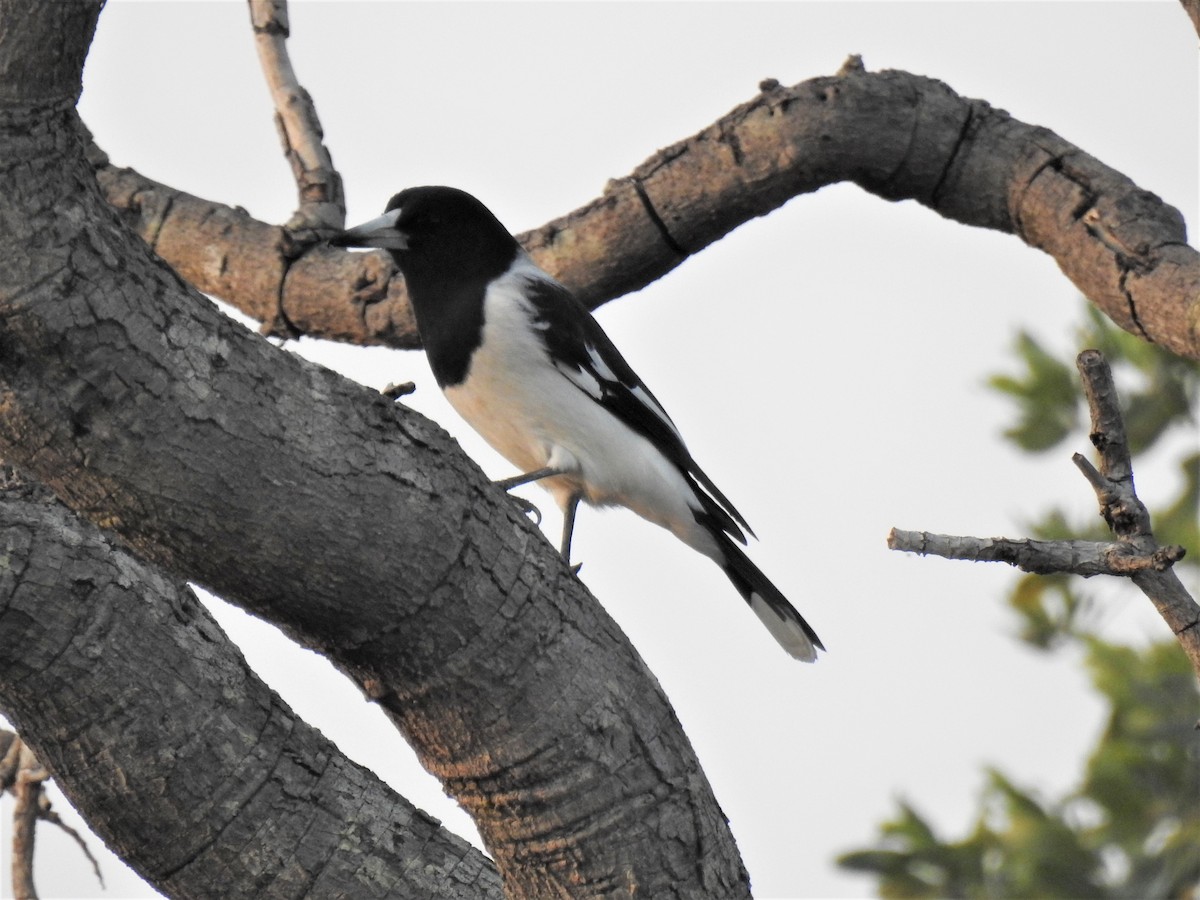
xmin=569 ymin=561 xmax=582 ymax=577
xmin=508 ymin=494 xmax=543 ymax=525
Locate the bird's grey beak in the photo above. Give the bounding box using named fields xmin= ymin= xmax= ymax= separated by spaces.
xmin=333 ymin=208 xmax=409 ymax=250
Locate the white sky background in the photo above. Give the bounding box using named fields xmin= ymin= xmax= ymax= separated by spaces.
xmin=1 ymin=1 xmax=1196 ymax=898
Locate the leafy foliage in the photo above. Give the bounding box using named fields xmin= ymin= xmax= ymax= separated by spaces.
xmin=987 ymin=306 xmax=1197 ymax=459
xmin=838 ymin=640 xmax=1200 ymax=898
xmin=840 ymin=306 xmax=1200 ymax=897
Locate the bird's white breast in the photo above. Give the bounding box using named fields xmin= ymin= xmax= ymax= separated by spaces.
xmin=443 ymin=257 xmax=711 ymax=555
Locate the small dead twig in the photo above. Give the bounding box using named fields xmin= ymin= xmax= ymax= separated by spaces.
xmin=890 ymin=349 xmax=1199 ymax=675
xmin=382 ymin=381 xmax=417 ymax=400
xmin=13 ymin=742 xmax=45 ymax=899
xmin=887 ymin=531 xmax=1183 ymax=577
xmin=2 ymin=731 xmax=105 ymax=897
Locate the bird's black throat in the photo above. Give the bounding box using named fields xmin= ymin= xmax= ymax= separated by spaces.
xmin=402 ymin=271 xmax=492 ymax=388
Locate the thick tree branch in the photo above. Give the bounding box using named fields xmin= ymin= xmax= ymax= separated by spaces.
xmin=0 ymin=473 xmax=502 ymax=899
xmin=890 ymin=350 xmax=1200 ymax=676
xmin=0 ymin=3 xmax=752 ymax=895
xmin=94 ymin=64 xmax=1200 ymax=358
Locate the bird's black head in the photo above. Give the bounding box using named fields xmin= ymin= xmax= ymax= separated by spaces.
xmin=335 ymin=186 xmax=521 ymax=288
xmin=335 ymin=187 xmax=524 ymax=387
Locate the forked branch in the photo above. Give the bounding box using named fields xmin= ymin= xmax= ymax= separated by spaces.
xmin=889 ymin=350 xmax=1199 ymax=675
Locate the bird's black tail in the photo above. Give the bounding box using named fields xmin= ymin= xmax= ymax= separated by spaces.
xmin=717 ymin=532 xmax=824 ymax=662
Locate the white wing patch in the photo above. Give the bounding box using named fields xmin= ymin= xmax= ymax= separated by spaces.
xmin=555 ymin=358 xmax=604 ymax=400
xmin=579 ymin=343 xmax=685 ymax=445
xmin=629 ymin=382 xmax=682 ymax=444
xmin=584 ymin=344 xmax=619 ymax=382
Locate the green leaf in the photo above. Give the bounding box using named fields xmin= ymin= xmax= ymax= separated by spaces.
xmin=986 ymin=332 xmax=1080 ymax=452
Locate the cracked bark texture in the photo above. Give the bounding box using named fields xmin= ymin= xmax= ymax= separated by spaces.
xmin=95 ymin=67 xmax=1200 ymax=360
xmin=0 ymin=471 xmax=501 ymax=899
xmin=0 ymin=3 xmax=750 ymax=897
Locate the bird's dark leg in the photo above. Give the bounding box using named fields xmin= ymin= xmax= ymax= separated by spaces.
xmin=494 ymin=466 xmax=565 ymax=491
xmin=494 ymin=469 xmax=583 ymax=575
xmin=494 ymin=466 xmax=566 ymax=526
xmin=560 ymin=493 xmax=581 ymax=573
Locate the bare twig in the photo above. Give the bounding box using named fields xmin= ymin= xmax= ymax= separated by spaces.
xmin=2 ymin=734 xmax=105 ymax=896
xmin=1074 ymin=349 xmax=1199 ymax=669
xmin=13 ymin=742 xmax=44 ymax=899
xmin=382 ymin=381 xmax=417 ymax=400
xmin=248 ymin=0 xmax=344 ymax=243
xmin=885 ymin=530 xmax=1180 ymax=577
xmin=890 ymin=349 xmax=1199 ymax=675
xmin=32 ymin=804 xmax=105 ymax=890
xmin=0 ymin=729 xmax=20 ymax=787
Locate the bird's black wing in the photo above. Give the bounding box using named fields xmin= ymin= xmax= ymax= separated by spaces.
xmin=523 ymin=275 xmax=754 ymax=543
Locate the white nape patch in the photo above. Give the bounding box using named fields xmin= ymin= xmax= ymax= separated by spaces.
xmin=750 ymin=592 xmax=818 ymax=662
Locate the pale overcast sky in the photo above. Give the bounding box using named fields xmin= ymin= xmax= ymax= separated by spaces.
xmin=3 ymin=2 xmax=1196 ymax=898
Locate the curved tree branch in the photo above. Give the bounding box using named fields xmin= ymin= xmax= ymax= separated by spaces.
xmin=0 ymin=3 xmax=751 ymax=896
xmin=94 ymin=63 xmax=1200 ymax=359
xmin=0 ymin=471 xmax=501 ymax=899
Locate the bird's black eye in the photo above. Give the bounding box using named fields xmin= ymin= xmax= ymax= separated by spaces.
xmin=406 ymin=210 xmax=439 ymax=233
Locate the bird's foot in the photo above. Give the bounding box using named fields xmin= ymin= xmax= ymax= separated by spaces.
xmin=507 ymin=493 xmax=543 ymax=525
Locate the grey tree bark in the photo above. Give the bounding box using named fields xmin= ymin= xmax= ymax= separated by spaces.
xmin=0 ymin=2 xmax=749 ymax=897
xmin=0 ymin=470 xmax=501 ymax=898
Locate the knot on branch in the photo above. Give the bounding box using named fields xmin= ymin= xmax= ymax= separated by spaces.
xmin=1106 ymin=543 xmax=1187 ymax=575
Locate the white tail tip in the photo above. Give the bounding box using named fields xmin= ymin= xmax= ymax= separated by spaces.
xmin=750 ymin=592 xmax=819 ymax=662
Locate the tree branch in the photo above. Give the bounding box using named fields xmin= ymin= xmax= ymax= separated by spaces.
xmin=12 ymin=741 xmax=45 ymax=900
xmin=2 ymin=731 xmax=106 ymax=894
xmin=886 ymin=530 xmax=1182 ymax=577
xmin=1 ymin=4 xmax=752 ymax=895
xmin=890 ymin=350 xmax=1200 ymax=676
xmin=93 ymin=64 xmax=1200 ymax=358
xmin=0 ymin=473 xmax=502 ymax=899
xmin=32 ymin=802 xmax=106 ymax=892
xmin=247 ymin=0 xmax=344 ymax=242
